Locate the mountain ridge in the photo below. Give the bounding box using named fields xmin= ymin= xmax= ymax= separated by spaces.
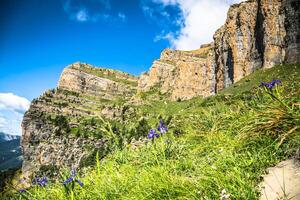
xmin=0 ymin=132 xmax=20 ymax=143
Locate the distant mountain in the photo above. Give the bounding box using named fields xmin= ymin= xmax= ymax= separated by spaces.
xmin=0 ymin=132 xmax=20 ymax=143
xmin=0 ymin=133 xmax=22 ymax=172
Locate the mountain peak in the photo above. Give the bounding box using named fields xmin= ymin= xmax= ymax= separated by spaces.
xmin=0 ymin=132 xmax=20 ymax=143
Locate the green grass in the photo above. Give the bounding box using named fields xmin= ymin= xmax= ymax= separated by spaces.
xmin=4 ymin=64 xmax=300 ymax=199
xmin=220 ymin=64 xmax=300 ymax=97
xmin=73 ymin=65 xmax=138 ymax=87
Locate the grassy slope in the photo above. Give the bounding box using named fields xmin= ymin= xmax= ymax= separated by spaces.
xmin=7 ymin=64 xmax=300 ymax=199
xmin=220 ymin=64 xmax=299 ymax=97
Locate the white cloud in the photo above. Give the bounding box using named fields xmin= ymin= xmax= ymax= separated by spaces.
xmin=0 ymin=113 xmax=24 ymax=135
xmin=0 ymin=93 xmax=30 ymax=114
xmin=63 ymin=0 xmax=125 ymax=23
xmin=118 ymin=13 xmax=127 ymax=22
xmin=148 ymin=0 xmax=245 ymax=50
xmin=0 ymin=93 xmax=30 ymax=136
xmin=154 ymin=31 xmax=175 ymax=42
xmin=0 ymin=115 xmax=8 ymax=128
xmin=76 ymin=9 xmax=89 ymax=22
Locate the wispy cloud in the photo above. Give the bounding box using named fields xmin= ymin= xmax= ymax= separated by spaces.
xmin=0 ymin=93 xmax=30 ymax=135
xmin=141 ymin=0 xmax=182 ymax=27
xmin=0 ymin=115 xmax=8 ymax=129
xmin=0 ymin=93 xmax=30 ymax=114
xmin=154 ymin=30 xmax=176 ymax=42
xmin=143 ymin=0 xmax=245 ymax=50
xmin=118 ymin=12 xmax=127 ymax=22
xmin=63 ymin=0 xmax=126 ymax=23
xmin=76 ymin=9 xmax=89 ymax=22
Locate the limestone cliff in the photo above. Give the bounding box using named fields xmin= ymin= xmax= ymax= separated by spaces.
xmin=138 ymin=44 xmax=215 ymax=100
xmin=138 ymin=0 xmax=300 ymax=99
xmin=58 ymin=62 xmax=137 ymax=99
xmin=20 ymin=63 xmax=138 ymax=186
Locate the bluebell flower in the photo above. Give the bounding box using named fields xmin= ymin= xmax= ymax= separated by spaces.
xmin=259 ymin=79 xmax=282 ymax=90
xmin=63 ymin=177 xmax=74 ymax=185
xmin=259 ymin=82 xmax=271 ymax=89
xmin=157 ymin=119 xmax=168 ymax=134
xmin=33 ymin=176 xmax=47 ymax=187
xmin=148 ymin=129 xmax=157 ymax=139
xmin=63 ymin=169 xmax=84 ymax=187
xmin=77 ymin=179 xmax=84 ymax=187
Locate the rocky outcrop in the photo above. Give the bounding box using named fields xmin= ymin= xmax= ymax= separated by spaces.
xmin=20 ymin=63 xmax=138 ymax=186
xmin=138 ymin=0 xmax=300 ymax=99
xmin=59 ymin=62 xmax=138 ymax=100
xmin=21 ymin=113 xmax=106 ymax=187
xmin=138 ymin=44 xmax=215 ymax=100
xmin=213 ymin=0 xmax=289 ymax=91
xmin=284 ymin=0 xmax=300 ymax=63
xmin=260 ymin=159 xmax=300 ymax=200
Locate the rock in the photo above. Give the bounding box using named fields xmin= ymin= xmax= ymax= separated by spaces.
xmin=138 ymin=45 xmax=215 ymax=100
xmin=138 ymin=0 xmax=300 ymax=99
xmin=59 ymin=62 xmax=138 ymax=100
xmin=260 ymin=159 xmax=300 ymax=200
xmin=20 ymin=63 xmax=138 ymax=186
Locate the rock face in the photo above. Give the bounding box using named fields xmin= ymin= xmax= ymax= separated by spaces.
xmin=138 ymin=45 xmax=215 ymax=100
xmin=138 ymin=0 xmax=300 ymax=99
xmin=21 ymin=114 xmax=105 ymax=187
xmin=59 ymin=62 xmax=137 ymax=100
xmin=20 ymin=63 xmax=138 ymax=186
xmin=260 ymin=159 xmax=300 ymax=200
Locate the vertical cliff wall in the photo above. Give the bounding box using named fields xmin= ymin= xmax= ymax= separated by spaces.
xmin=138 ymin=0 xmax=300 ymax=99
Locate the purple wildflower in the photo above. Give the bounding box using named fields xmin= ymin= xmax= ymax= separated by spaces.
xmin=77 ymin=179 xmax=84 ymax=187
xmin=33 ymin=176 xmax=47 ymax=187
xmin=63 ymin=177 xmax=74 ymax=185
xmin=157 ymin=119 xmax=168 ymax=134
xmin=63 ymin=169 xmax=84 ymax=187
xmin=18 ymin=189 xmax=26 ymax=193
xmin=148 ymin=129 xmax=157 ymax=139
xmin=259 ymin=79 xmax=282 ymax=90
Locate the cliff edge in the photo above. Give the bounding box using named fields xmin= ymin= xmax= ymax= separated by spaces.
xmin=138 ymin=0 xmax=299 ymax=100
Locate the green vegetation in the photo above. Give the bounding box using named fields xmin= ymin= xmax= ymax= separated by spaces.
xmin=5 ymin=64 xmax=300 ymax=199
xmin=221 ymin=64 xmax=299 ymax=97
xmin=73 ymin=64 xmax=138 ymax=87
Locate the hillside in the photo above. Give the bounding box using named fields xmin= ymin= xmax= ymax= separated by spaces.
xmin=20 ymin=62 xmax=140 ymax=186
xmin=18 ymin=0 xmax=299 ymax=185
xmin=0 ymin=138 xmax=22 ymax=172
xmin=2 ymin=0 xmax=299 ymax=198
xmin=5 ymin=63 xmax=299 ymax=199
xmin=0 ymin=133 xmax=22 ymax=194
xmin=0 ymin=133 xmax=22 ymax=172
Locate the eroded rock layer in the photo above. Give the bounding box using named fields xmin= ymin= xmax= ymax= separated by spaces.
xmin=138 ymin=45 xmax=215 ymax=100
xmin=20 ymin=63 xmax=138 ymax=186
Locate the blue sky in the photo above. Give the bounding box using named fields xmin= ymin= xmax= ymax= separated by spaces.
xmin=0 ymin=0 xmax=242 ymax=135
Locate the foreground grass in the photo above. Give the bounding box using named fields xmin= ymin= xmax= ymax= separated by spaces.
xmin=6 ymin=64 xmax=300 ymax=200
